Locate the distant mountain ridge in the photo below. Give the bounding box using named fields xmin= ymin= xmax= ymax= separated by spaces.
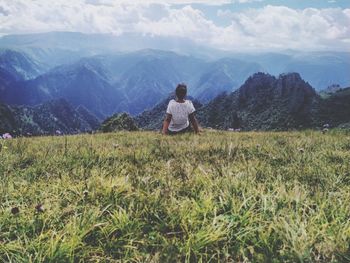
xmin=3 ymin=47 xmax=348 ymax=120
xmin=0 ymin=99 xmax=99 ymax=136
xmin=23 ymin=63 xmax=126 ymax=119
xmin=192 ymin=58 xmax=263 ymax=102
xmin=0 ymin=49 xmax=45 ymax=106
xmin=1 ymin=31 xmax=349 ymax=89
xmin=0 ymin=49 xmax=43 ymax=80
xmin=0 ymin=48 xmax=261 ymax=116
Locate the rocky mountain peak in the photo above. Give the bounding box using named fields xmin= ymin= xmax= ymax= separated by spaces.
xmin=275 ymin=72 xmax=316 ymax=112
xmin=276 ymin=72 xmax=315 ymax=95
xmin=238 ymin=72 xmax=276 ymax=106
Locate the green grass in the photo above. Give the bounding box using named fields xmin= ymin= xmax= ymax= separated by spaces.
xmin=0 ymin=130 xmax=349 ymax=262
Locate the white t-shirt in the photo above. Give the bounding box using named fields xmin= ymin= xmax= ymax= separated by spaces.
xmin=166 ymin=99 xmax=196 ymax=132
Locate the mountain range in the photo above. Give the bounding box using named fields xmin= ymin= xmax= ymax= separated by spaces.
xmin=197 ymin=72 xmax=350 ymax=130
xmin=0 ymin=32 xmax=349 ymax=134
xmin=1 ymin=72 xmax=349 ymax=135
xmin=0 ymin=48 xmax=271 ymax=117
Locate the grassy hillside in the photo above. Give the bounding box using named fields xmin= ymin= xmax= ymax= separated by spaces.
xmin=0 ymin=131 xmax=349 ymax=262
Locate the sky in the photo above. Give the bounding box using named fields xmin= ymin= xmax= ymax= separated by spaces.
xmin=0 ymin=0 xmax=349 ymax=51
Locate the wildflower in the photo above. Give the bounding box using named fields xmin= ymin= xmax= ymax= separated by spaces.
xmin=11 ymin=206 xmax=20 ymax=215
xmin=2 ymin=133 xmax=12 ymax=139
xmin=35 ymin=204 xmax=45 ymax=213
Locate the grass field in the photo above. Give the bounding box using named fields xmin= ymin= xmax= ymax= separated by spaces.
xmin=0 ymin=130 xmax=349 ymax=262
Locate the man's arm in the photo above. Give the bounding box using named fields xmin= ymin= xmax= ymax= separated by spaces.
xmin=189 ymin=113 xmax=200 ymax=134
xmin=162 ymin=113 xmax=172 ymax=135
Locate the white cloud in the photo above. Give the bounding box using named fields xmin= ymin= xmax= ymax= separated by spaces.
xmin=135 ymin=6 xmax=216 ymax=39
xmin=135 ymin=4 xmax=350 ymax=51
xmin=0 ymin=0 xmax=349 ymax=51
xmin=85 ymin=0 xmax=262 ymax=5
xmin=0 ymin=0 xmax=145 ymax=35
xmin=217 ymin=5 xmax=350 ymax=50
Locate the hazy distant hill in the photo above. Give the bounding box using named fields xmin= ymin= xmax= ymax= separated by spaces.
xmin=0 ymin=49 xmax=43 ymax=80
xmin=0 ymin=31 xmax=224 ymax=59
xmin=236 ymin=51 xmax=350 ymax=90
xmin=0 ymin=49 xmax=44 ymax=104
xmin=283 ymin=53 xmax=350 ymax=90
xmin=23 ymin=63 xmax=126 ymax=119
xmin=114 ymin=50 xmax=204 ymax=115
xmin=0 ymin=99 xmax=99 ymax=136
xmin=0 ymin=67 xmax=17 ymax=96
xmin=192 ymin=58 xmax=263 ymax=102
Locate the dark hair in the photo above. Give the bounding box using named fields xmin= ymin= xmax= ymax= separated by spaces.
xmin=175 ymin=83 xmax=187 ymax=100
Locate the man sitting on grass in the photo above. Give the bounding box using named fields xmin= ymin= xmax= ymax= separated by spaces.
xmin=162 ymin=83 xmax=200 ymax=135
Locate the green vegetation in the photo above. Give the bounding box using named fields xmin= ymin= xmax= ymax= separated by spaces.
xmin=0 ymin=99 xmax=99 ymax=136
xmin=101 ymin=113 xmax=138 ymax=132
xmin=0 ymin=130 xmax=349 ymax=262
